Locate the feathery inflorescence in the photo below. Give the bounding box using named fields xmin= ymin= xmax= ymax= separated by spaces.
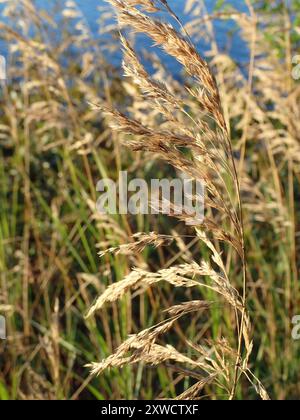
xmin=87 ymin=0 xmax=269 ymax=400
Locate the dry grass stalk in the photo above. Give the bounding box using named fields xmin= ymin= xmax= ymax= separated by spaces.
xmin=98 ymin=232 xmax=174 ymax=257
xmin=85 ymin=0 xmax=271 ymax=399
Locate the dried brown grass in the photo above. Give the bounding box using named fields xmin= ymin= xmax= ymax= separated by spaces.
xmin=2 ymin=0 xmax=299 ymax=401
xmin=86 ymin=0 xmax=270 ymax=400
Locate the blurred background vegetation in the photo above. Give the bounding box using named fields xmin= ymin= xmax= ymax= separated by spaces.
xmin=0 ymin=0 xmax=299 ymax=400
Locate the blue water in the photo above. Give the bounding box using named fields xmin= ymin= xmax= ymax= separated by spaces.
xmin=0 ymin=0 xmax=249 ymax=75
